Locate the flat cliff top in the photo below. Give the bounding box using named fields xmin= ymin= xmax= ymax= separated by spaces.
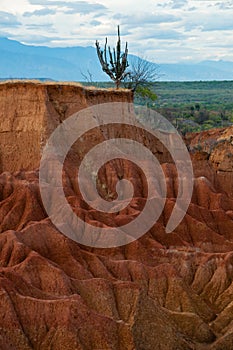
xmin=0 ymin=79 xmax=129 ymax=92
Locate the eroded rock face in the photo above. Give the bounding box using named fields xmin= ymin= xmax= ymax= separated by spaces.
xmin=1 ymin=82 xmax=233 ymax=349
xmin=186 ymin=127 xmax=233 ymax=197
xmin=0 ymin=81 xmax=133 ymax=173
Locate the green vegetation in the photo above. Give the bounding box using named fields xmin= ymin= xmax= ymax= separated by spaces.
xmin=146 ymin=80 xmax=233 ymax=134
xmin=82 ymin=80 xmax=233 ymax=134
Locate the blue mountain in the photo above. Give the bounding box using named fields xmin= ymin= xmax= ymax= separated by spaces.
xmin=0 ymin=37 xmax=233 ymax=81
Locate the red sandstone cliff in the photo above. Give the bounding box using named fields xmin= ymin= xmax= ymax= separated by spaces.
xmin=0 ymin=81 xmax=233 ymax=349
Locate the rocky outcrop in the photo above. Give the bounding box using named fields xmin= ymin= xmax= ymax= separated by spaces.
xmin=0 ymin=82 xmax=233 ymax=349
xmin=186 ymin=127 xmax=233 ymax=197
xmin=0 ymin=81 xmax=133 ymax=173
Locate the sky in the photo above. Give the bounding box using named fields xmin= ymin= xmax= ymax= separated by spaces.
xmin=0 ymin=0 xmax=233 ymax=63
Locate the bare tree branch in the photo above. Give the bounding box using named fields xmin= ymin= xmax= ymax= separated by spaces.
xmin=124 ymin=56 xmax=160 ymax=92
xmin=80 ymin=69 xmax=93 ymax=83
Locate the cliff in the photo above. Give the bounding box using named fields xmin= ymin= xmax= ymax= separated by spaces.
xmin=0 ymin=81 xmax=233 ymax=349
xmin=0 ymin=81 xmax=133 ymax=172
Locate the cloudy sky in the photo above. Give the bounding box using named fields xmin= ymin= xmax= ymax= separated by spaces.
xmin=0 ymin=0 xmax=233 ymax=63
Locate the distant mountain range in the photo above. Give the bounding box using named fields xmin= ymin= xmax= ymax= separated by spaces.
xmin=0 ymin=37 xmax=233 ymax=82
